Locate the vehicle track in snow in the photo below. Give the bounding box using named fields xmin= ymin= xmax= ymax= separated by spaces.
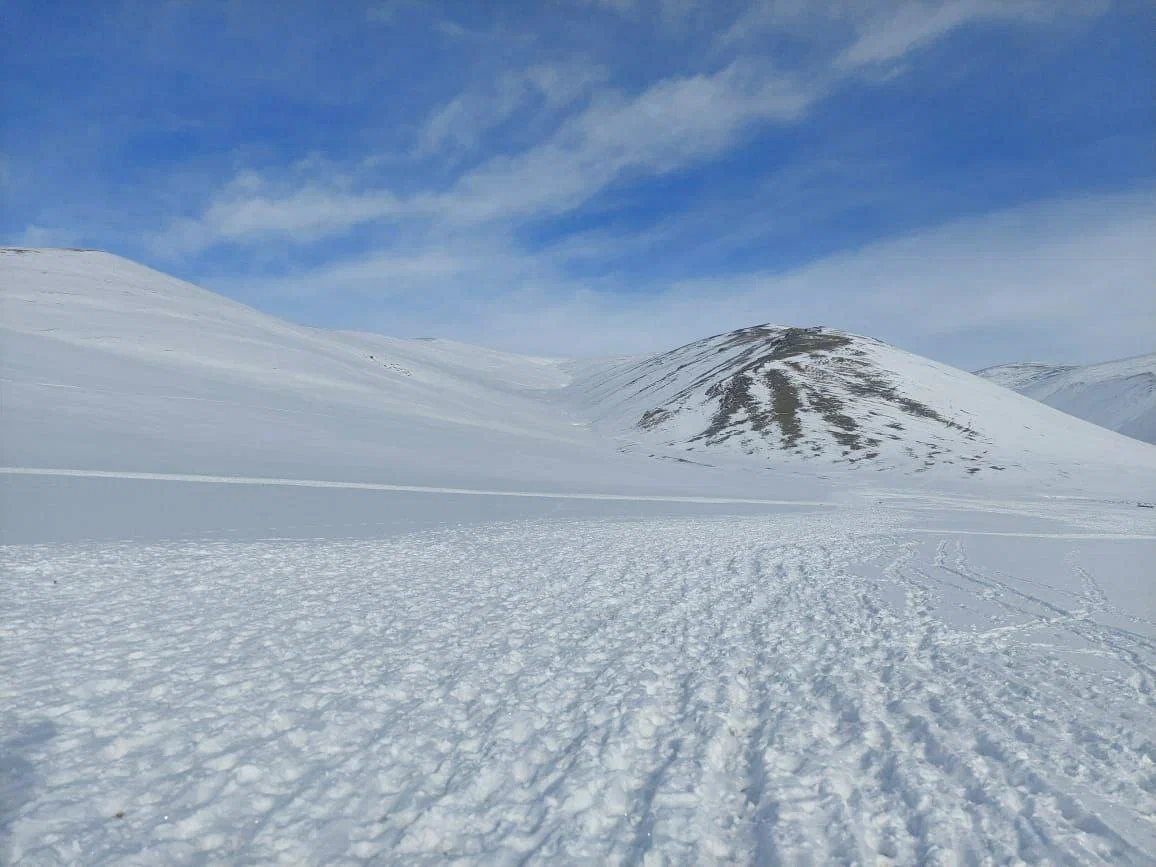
xmin=2 ymin=513 xmax=1154 ymax=864
xmin=0 ymin=466 xmax=833 ymax=507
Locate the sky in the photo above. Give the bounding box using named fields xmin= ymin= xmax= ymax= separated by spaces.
xmin=2 ymin=0 xmax=1153 ymax=369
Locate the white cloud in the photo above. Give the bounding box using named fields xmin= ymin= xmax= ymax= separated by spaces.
xmin=416 ymin=62 xmax=608 ymax=156
xmin=837 ymin=0 xmax=1048 ymax=68
xmin=578 ymin=0 xmax=709 ymax=30
xmin=439 ymin=60 xmax=814 ymax=221
xmin=159 ymin=0 xmax=1108 ymax=253
xmin=366 ymin=0 xmax=416 ymax=24
xmin=149 ymin=0 xmax=1138 ymax=370
xmin=203 ymin=187 xmax=401 ymax=240
xmin=159 ymin=58 xmax=812 ymax=251
xmin=154 ymin=181 xmax=403 ymax=255
xmin=264 ymin=249 xmax=492 ymax=299
xmin=214 ymin=189 xmax=1154 ymax=370
xmin=7 ymin=225 xmax=84 ymax=248
xmin=724 ymin=0 xmax=1108 ymax=71
xmin=656 ymin=188 xmax=1155 ymax=363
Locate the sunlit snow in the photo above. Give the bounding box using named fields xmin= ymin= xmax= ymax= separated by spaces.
xmin=2 ymin=249 xmax=1154 ymax=865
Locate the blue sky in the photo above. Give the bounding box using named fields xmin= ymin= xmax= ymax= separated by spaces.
xmin=3 ymin=0 xmax=1153 ymax=368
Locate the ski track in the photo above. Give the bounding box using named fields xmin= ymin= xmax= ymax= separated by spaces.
xmin=0 ymin=467 xmax=831 ymax=507
xmin=3 ymin=513 xmax=1155 ymax=865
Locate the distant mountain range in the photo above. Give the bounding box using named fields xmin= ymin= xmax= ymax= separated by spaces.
xmin=3 ymin=247 xmax=1154 ymax=496
xmin=976 ymin=356 xmax=1155 ymax=445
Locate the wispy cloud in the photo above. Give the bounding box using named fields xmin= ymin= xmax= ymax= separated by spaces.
xmin=9 ymin=225 xmax=85 ymax=249
xmin=223 ymin=189 xmax=1154 ymax=369
xmin=157 ymin=178 xmax=402 ymax=255
xmin=152 ymin=0 xmax=1111 ymax=254
xmin=833 ymin=0 xmax=1103 ymax=69
xmin=365 ymin=0 xmax=416 ymax=25
xmin=437 ymin=60 xmax=814 ymax=221
xmin=5 ymin=0 xmax=1147 ymax=369
xmin=415 ymin=61 xmax=608 ymax=157
xmin=154 ymin=57 xmax=813 ymax=252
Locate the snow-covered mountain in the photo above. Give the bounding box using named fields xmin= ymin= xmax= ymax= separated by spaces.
xmin=5 ymin=247 xmax=1156 ymax=865
xmin=568 ymin=324 xmax=1156 ymax=481
xmin=3 ymin=247 xmax=1155 ymax=496
xmin=976 ymin=355 xmax=1156 ymax=444
xmin=0 ymin=247 xmax=687 ymax=497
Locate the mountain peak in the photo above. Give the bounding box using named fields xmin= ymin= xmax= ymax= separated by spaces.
xmin=573 ymin=324 xmax=990 ymax=472
xmin=567 ymin=322 xmax=1156 ymax=479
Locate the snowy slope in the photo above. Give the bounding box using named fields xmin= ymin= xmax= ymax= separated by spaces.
xmin=4 ymin=249 xmax=1155 ymax=499
xmin=977 ymin=355 xmax=1156 ymax=444
xmin=568 ymin=324 xmax=1156 ymax=482
xmin=0 ymin=248 xmax=775 ymax=499
xmin=0 ymin=247 xmax=570 ymax=451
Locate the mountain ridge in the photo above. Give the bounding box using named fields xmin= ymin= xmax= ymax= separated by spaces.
xmin=4 ymin=247 xmax=1154 ymax=496
xmin=976 ymin=354 xmax=1156 ymax=444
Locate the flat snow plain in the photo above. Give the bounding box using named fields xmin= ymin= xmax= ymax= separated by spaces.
xmin=3 ymin=474 xmax=1155 ymax=865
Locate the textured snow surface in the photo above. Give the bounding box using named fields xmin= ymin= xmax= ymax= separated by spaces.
xmin=976 ymin=356 xmax=1156 ymax=445
xmin=4 ymin=503 xmax=1155 ymax=865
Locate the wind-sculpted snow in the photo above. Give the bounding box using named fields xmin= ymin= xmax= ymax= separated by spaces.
xmin=4 ymin=510 xmax=1154 ymax=864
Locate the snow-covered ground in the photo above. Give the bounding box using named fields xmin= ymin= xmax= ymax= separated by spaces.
xmin=4 ymin=492 xmax=1155 ymax=864
xmin=3 ymin=248 xmax=1156 ymax=864
xmin=977 ymin=355 xmax=1156 ymax=445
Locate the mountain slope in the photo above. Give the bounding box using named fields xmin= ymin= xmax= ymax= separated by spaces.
xmin=0 ymin=247 xmax=720 ymax=497
xmin=567 ymin=325 xmax=1156 ymax=481
xmin=3 ymin=248 xmax=1154 ymax=496
xmin=976 ymin=355 xmax=1156 ymax=444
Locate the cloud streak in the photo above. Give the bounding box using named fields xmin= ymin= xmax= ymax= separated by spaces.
xmin=5 ymin=0 xmax=1147 ymax=372
xmin=223 ymin=189 xmax=1154 ymax=369
xmin=156 ymin=58 xmax=815 ymax=253
xmin=153 ymin=0 xmax=1111 ymax=256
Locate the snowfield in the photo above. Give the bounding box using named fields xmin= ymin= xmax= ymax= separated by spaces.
xmin=4 ymin=498 xmax=1155 ymax=865
xmin=3 ymin=248 xmax=1156 ymax=864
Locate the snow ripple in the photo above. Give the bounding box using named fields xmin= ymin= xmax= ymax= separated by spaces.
xmin=2 ymin=514 xmax=1154 ymax=864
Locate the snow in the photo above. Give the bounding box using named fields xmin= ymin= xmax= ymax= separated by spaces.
xmin=4 ymin=498 xmax=1155 ymax=864
xmin=4 ymin=248 xmax=1154 ymax=499
xmin=3 ymin=248 xmax=1156 ymax=864
xmin=0 ymin=248 xmax=825 ymax=501
xmin=569 ymin=325 xmax=1156 ymax=489
xmin=977 ymin=355 xmax=1156 ymax=445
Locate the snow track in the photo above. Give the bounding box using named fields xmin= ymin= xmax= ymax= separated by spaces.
xmin=0 ymin=467 xmax=830 ymax=507
xmin=3 ymin=513 xmax=1153 ymax=864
